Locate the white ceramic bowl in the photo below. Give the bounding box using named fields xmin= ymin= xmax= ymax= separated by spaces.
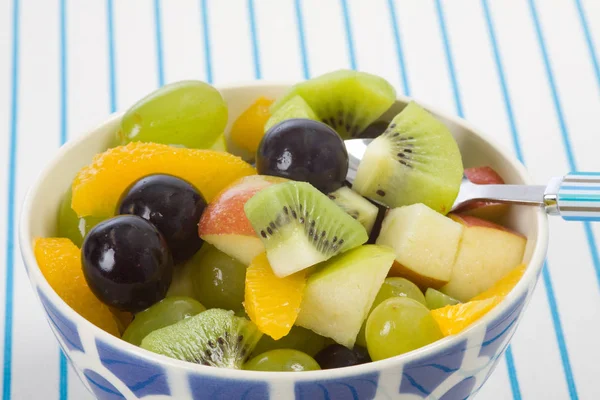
xmin=20 ymin=82 xmax=548 ymax=400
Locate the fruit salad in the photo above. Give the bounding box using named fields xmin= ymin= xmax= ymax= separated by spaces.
xmin=35 ymin=70 xmax=528 ymax=372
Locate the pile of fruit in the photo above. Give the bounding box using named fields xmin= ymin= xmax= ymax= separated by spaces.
xmin=35 ymin=70 xmax=527 ymax=372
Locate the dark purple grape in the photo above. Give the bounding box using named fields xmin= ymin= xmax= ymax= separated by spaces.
xmin=314 ymin=344 xmax=370 ymax=369
xmin=256 ymin=119 xmax=349 ymax=193
xmin=117 ymin=174 xmax=207 ymax=264
xmin=359 ymin=120 xmax=390 ymax=138
xmin=82 ymin=215 xmax=173 ymax=313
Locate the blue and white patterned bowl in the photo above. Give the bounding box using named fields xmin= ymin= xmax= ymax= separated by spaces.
xmin=19 ymin=83 xmax=548 ymax=400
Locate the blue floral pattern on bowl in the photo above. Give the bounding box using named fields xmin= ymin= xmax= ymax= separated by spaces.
xmin=33 ymin=281 xmax=531 ymax=399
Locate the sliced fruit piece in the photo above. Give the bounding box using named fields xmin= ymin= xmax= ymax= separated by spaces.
xmin=431 ymin=297 xmax=499 ymax=336
xmin=122 ymin=297 xmax=206 ymax=346
xmin=244 ymin=181 xmax=368 ymax=277
xmin=244 ymin=253 xmax=306 ymax=340
xmin=440 ymin=215 xmax=526 ymax=301
xmin=71 ymin=142 xmax=255 ymax=218
xmin=376 ymin=203 xmax=464 ymax=289
xmin=295 ymin=245 xmax=395 ymax=348
xmin=118 ymin=80 xmax=227 ymax=149
xmin=243 ymin=349 xmax=320 ymax=372
xmin=198 ymin=175 xmax=287 ymax=265
xmin=366 ymin=297 xmax=443 ymax=360
xmin=141 ymin=309 xmax=262 ymax=369
xmin=210 ymin=134 xmax=228 ymax=151
xmin=432 ymin=264 xmax=526 ymax=335
xmin=190 ymin=245 xmax=247 ymax=311
xmin=359 ymin=120 xmax=390 ymax=138
xmin=264 ymin=95 xmax=318 ymax=133
xmin=353 ymin=102 xmax=464 ymax=214
xmin=355 ymin=277 xmax=426 ymax=347
xmin=425 ymin=288 xmax=460 ymax=310
xmin=271 ymin=70 xmax=396 ymax=138
xmin=34 ymin=238 xmax=120 ymax=336
xmin=460 ymin=166 xmax=508 ymax=221
xmin=252 ymin=325 xmax=328 ymax=357
xmin=471 ymin=263 xmax=526 ymax=301
xmin=327 ymin=186 xmax=379 ymax=234
xmin=230 ymin=96 xmax=274 ymax=154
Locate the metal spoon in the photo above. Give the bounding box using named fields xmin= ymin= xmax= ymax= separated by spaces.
xmin=345 ymin=138 xmax=600 ymax=221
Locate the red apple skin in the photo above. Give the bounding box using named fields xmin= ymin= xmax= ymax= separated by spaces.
xmin=449 ymin=213 xmax=526 ymax=238
xmin=198 ymin=175 xmax=287 ymax=264
xmin=460 ymin=166 xmax=508 ymax=221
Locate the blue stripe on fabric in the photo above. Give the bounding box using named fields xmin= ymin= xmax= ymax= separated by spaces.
xmin=153 ymin=0 xmax=165 ymax=87
xmin=294 ymin=0 xmax=310 ymax=80
xmin=59 ymin=0 xmax=69 ymax=398
xmin=3 ymin=1 xmax=19 ymax=399
xmin=543 ymin=264 xmax=579 ymax=400
xmin=199 ymin=0 xmax=213 ymax=84
xmin=504 ymin=348 xmax=522 ymax=400
xmin=436 ymin=1 xmax=521 ymax=398
xmin=434 ymin=0 xmax=464 ymax=117
xmin=106 ymin=0 xmax=117 ymax=112
xmin=574 ymin=0 xmax=600 ymax=92
xmin=528 ymin=0 xmax=600 ymax=290
xmin=564 ymin=216 xmax=600 ymax=222
xmin=386 ymin=0 xmax=410 ymax=96
xmin=482 ymin=1 xmax=577 ymax=398
xmin=339 ymin=0 xmax=356 ymax=70
xmin=247 ymin=0 xmax=261 ymax=79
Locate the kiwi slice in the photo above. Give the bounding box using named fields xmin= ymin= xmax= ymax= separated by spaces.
xmin=140 ymin=309 xmax=262 ymax=369
xmin=244 ymin=181 xmax=368 ymax=278
xmin=264 ymin=95 xmax=318 ymax=132
xmin=271 ymin=70 xmax=396 ymax=138
xmin=327 ymin=187 xmax=378 ymax=234
xmin=353 ymin=102 xmax=464 ymax=214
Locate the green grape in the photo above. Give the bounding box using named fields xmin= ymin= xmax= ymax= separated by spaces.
xmin=122 ymin=297 xmax=205 ymax=346
xmin=118 ymin=81 xmax=228 ymax=149
xmin=166 ymin=251 xmax=199 ymax=299
xmin=243 ymin=349 xmax=320 ymax=372
xmin=425 ymin=288 xmax=460 ymax=310
xmin=57 ymin=187 xmax=104 ymax=247
xmin=365 ymin=297 xmax=443 ymax=361
xmin=191 ymin=244 xmax=246 ymax=311
xmin=253 ymin=326 xmax=328 ymax=357
xmin=355 ymin=277 xmax=426 ymax=347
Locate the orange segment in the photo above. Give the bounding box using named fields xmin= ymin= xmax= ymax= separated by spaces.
xmin=472 ymin=263 xmax=526 ymax=301
xmin=230 ymin=97 xmax=274 ymax=154
xmin=71 ymin=142 xmax=256 ymax=217
xmin=34 ymin=238 xmax=120 ymax=336
xmin=431 ymin=297 xmax=499 ymax=336
xmin=431 ymin=263 xmax=526 ymax=336
xmin=244 ymin=252 xmax=306 ymax=340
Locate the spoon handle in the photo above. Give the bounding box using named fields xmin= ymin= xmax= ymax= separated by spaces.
xmin=545 ymin=173 xmax=600 ymax=221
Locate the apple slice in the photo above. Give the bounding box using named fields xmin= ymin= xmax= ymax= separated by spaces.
xmin=460 ymin=166 xmax=508 ymax=221
xmin=376 ymin=203 xmax=464 ymax=289
xmin=295 ymin=245 xmax=395 ymax=348
xmin=198 ymin=175 xmax=286 ymax=265
xmin=440 ymin=214 xmax=527 ymax=302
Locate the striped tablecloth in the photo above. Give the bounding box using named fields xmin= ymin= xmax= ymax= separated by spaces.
xmin=1 ymin=0 xmax=599 ymax=399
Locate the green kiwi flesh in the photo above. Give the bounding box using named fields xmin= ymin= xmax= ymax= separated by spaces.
xmin=271 ymin=69 xmax=396 ymax=138
xmin=353 ymin=102 xmax=464 ymax=214
xmin=327 ymin=187 xmax=379 ymax=234
xmin=244 ymin=181 xmax=368 ymax=278
xmin=140 ymin=309 xmax=262 ymax=369
xmin=264 ymin=95 xmax=318 ymax=132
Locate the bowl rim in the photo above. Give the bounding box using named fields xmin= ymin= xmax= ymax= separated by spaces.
xmin=19 ymin=80 xmax=549 ymax=381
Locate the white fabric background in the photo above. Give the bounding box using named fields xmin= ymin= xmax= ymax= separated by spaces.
xmin=0 ymin=0 xmax=599 ymax=399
